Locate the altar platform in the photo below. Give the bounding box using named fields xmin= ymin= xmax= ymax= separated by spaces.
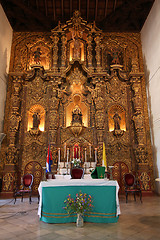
xmin=38 ymin=177 xmax=120 ymax=224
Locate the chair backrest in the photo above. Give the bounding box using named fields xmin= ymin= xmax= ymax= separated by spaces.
xmin=124 ymin=173 xmax=135 ymax=187
xmin=71 ymin=168 xmax=84 ymax=179
xmin=46 ymin=172 xmax=55 ymax=179
xmin=22 ymin=174 xmax=33 ymax=188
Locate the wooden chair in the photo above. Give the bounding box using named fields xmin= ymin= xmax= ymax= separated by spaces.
xmin=124 ymin=173 xmax=142 ymax=203
xmin=14 ymin=174 xmax=33 ymax=204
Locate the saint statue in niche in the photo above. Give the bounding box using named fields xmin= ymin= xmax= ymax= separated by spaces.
xmin=32 ymin=112 xmax=40 ymax=129
xmin=33 ymin=47 xmax=42 ymax=64
xmin=71 ymin=105 xmax=82 ymax=125
xmin=113 ymin=112 xmax=121 ymax=130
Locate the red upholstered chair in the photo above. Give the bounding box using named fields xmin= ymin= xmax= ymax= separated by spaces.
xmin=124 ymin=173 xmax=142 ymax=203
xmin=71 ymin=168 xmax=84 ymax=179
xmin=14 ymin=174 xmax=33 ymax=204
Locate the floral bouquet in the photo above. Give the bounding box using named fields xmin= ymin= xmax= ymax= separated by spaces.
xmin=63 ymin=191 xmax=93 ymax=215
xmin=71 ymin=158 xmax=81 ymax=168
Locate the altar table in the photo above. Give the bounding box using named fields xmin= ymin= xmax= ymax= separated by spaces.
xmin=38 ymin=179 xmax=120 ymax=224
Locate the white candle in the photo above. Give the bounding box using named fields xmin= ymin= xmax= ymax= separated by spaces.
xmin=58 ymin=148 xmax=61 ymax=165
xmin=95 ymin=148 xmax=97 ymax=163
xmin=67 ymin=148 xmax=69 ymax=164
xmin=85 ymin=148 xmax=87 ymax=163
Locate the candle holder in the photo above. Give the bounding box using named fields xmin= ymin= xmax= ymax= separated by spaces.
xmin=66 ymin=163 xmax=69 ymax=175
xmin=42 ymin=167 xmax=47 ymax=181
xmin=108 ymin=166 xmax=114 ymax=180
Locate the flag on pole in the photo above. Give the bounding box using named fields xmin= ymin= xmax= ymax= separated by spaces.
xmin=46 ymin=144 xmax=52 ymax=173
xmin=102 ymin=142 xmax=107 ymax=170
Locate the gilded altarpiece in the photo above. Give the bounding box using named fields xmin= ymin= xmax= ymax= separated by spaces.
xmin=0 ymin=11 xmax=153 ymax=196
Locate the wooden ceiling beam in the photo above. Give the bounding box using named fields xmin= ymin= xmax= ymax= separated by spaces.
xmin=6 ymin=8 xmax=37 ymax=31
xmin=87 ymin=0 xmax=89 ymax=20
xmin=113 ymin=0 xmax=117 ymax=11
xmin=44 ymin=0 xmax=48 ymax=16
xmin=79 ymin=0 xmax=81 ymax=12
xmin=105 ymin=0 xmax=108 ymax=18
xmin=61 ymin=0 xmax=64 ymax=20
xmin=36 ymin=0 xmax=39 ymax=10
xmin=99 ymin=0 xmax=152 ymax=31
xmin=70 ymin=0 xmax=72 ymax=17
xmin=52 ymin=0 xmax=56 ymax=21
xmin=5 ymin=0 xmax=52 ymax=29
xmin=95 ymin=0 xmax=98 ymax=21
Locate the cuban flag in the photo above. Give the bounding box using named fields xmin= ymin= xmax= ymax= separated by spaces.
xmin=46 ymin=144 xmax=52 ymax=173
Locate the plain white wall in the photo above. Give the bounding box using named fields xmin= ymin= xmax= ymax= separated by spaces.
xmin=0 ymin=4 xmax=13 ymax=134
xmin=141 ymin=0 xmax=160 ymax=194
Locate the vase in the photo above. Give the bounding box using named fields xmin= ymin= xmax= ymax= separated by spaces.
xmin=76 ymin=213 xmax=84 ymax=227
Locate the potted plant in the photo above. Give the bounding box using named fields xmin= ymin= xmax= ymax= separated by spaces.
xmin=63 ymin=191 xmax=93 ymax=227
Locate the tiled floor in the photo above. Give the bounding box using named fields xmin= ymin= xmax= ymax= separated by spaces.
xmin=0 ymin=195 xmax=160 ymax=240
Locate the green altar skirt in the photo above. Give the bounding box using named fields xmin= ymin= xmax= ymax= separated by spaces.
xmin=40 ymin=185 xmax=119 ymax=223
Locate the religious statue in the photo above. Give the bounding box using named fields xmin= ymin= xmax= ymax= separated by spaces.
xmin=32 ymin=112 xmax=40 ymax=129
xmin=113 ymin=113 xmax=121 ymax=130
xmin=71 ymin=105 xmax=82 ymax=125
xmin=33 ymin=47 xmax=42 ymax=64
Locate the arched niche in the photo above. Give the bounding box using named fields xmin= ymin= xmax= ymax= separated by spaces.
xmin=69 ymin=40 xmax=84 ymax=62
xmin=108 ymin=105 xmax=126 ymax=132
xmin=65 ymin=94 xmax=88 ymax=127
xmin=27 ymin=104 xmax=45 ymax=131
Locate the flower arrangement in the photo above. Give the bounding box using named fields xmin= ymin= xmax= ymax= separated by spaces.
xmin=71 ymin=158 xmax=81 ymax=168
xmin=63 ymin=191 xmax=93 ymax=215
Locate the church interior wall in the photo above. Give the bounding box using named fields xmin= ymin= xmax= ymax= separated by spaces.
xmin=141 ymin=0 xmax=160 ymax=194
xmin=0 ymin=4 xmax=12 ymax=134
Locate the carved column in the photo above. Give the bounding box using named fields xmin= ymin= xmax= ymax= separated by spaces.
xmin=87 ymin=33 xmax=93 ymax=70
xmin=61 ymin=33 xmax=67 ymax=68
xmin=2 ymin=75 xmax=23 ymax=197
xmin=130 ymin=74 xmax=152 ymax=192
xmin=94 ymin=34 xmax=102 ymax=70
xmin=51 ymin=33 xmax=59 ymax=70
xmin=93 ymin=78 xmax=105 ymax=165
xmin=49 ymin=79 xmax=59 ymax=145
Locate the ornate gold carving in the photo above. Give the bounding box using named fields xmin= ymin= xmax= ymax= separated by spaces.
xmin=67 ymin=67 xmax=86 ymax=85
xmin=5 ymin=146 xmax=19 ymax=164
xmin=0 ymin=12 xmax=154 ymax=194
xmin=139 ymin=172 xmax=150 ymax=191
xmin=50 ymin=33 xmax=59 ymax=69
xmin=3 ymin=173 xmax=14 ymax=191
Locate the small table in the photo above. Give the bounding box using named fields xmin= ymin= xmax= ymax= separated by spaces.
xmin=38 ymin=178 xmax=120 ymax=224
